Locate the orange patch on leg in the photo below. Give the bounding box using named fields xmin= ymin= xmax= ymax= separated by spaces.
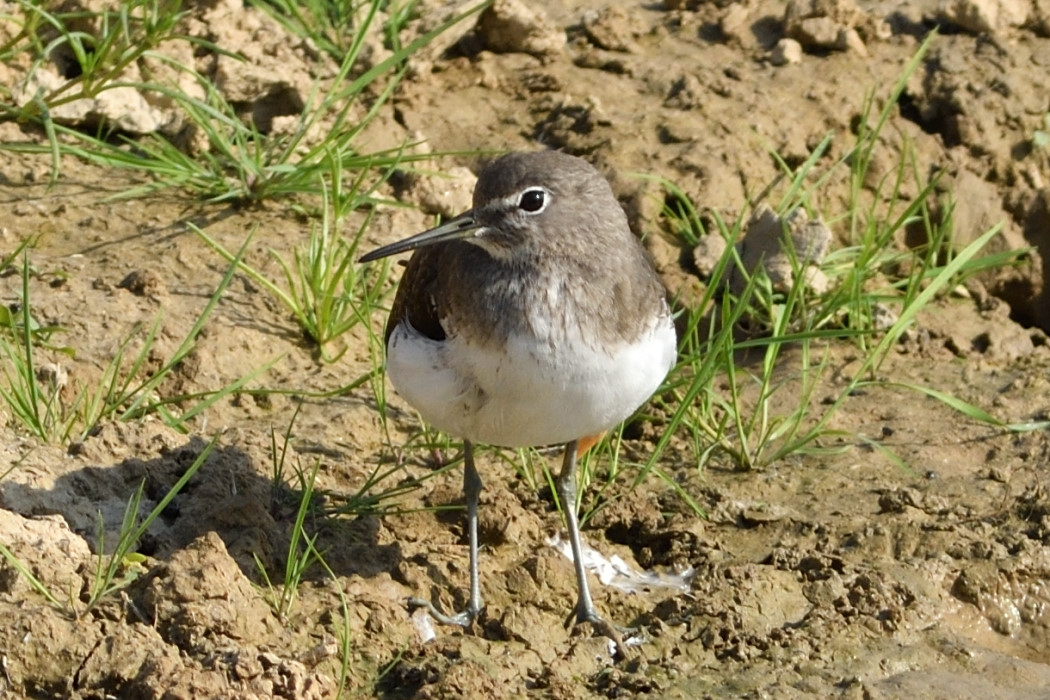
xmin=576 ymin=432 xmax=605 ymax=458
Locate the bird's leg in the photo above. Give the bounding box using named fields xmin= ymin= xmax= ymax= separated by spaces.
xmin=407 ymin=440 xmax=484 ymax=627
xmin=462 ymin=439 xmax=484 ymax=619
xmin=557 ymin=440 xmax=624 ymax=647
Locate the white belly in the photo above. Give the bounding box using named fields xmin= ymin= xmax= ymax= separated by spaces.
xmin=386 ymin=316 xmax=676 ymax=448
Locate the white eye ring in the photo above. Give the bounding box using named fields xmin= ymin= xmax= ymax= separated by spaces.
xmin=518 ymin=187 xmax=549 ymax=213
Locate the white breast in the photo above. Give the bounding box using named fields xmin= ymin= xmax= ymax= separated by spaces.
xmin=386 ymin=312 xmax=676 ymax=448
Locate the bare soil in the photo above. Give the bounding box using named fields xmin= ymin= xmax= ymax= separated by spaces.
xmin=1 ymin=0 xmax=1050 ymax=698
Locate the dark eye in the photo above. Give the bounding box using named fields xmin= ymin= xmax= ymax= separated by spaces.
xmin=518 ymin=188 xmax=546 ymax=212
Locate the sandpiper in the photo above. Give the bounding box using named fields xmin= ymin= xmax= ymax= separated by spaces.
xmin=360 ymin=150 xmax=677 ymax=642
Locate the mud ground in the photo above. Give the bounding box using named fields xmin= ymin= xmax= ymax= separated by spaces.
xmin=1 ymin=0 xmax=1050 ymax=698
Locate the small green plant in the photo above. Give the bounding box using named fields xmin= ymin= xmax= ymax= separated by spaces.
xmin=255 ymin=456 xmax=323 ymax=622
xmin=322 ymin=558 xmax=354 ymax=700
xmin=0 ymin=0 xmax=204 ymax=186
xmin=0 ymin=238 xmax=268 ymax=443
xmin=641 ymin=31 xmax=1018 ymax=476
xmin=0 ymin=236 xmax=35 ymax=276
xmin=83 ymin=435 xmax=217 ymax=613
xmin=652 ymin=171 xmax=1009 ymax=474
xmin=253 ymin=403 xmax=425 ymax=623
xmin=255 ymin=405 xmax=317 ymax=621
xmin=250 ymin=0 xmax=423 ymax=65
xmin=0 ymin=255 xmax=78 ymax=441
xmin=0 ymin=1 xmax=191 ymax=117
xmin=0 ymin=436 xmax=218 ymax=616
xmin=193 ymin=172 xmax=393 ymax=362
xmin=247 ymin=0 xmax=365 ymax=61
xmin=324 ymin=455 xmax=432 ymax=519
xmin=1 ymin=0 xmax=487 ymax=203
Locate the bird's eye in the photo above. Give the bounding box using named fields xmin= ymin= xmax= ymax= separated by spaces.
xmin=518 ymin=188 xmax=547 ymax=213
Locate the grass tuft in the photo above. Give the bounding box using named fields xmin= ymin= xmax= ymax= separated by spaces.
xmin=193 ymin=169 xmax=394 ymax=362
xmin=1 ymin=0 xmax=487 ymax=204
xmin=0 ymin=237 xmax=268 ymax=444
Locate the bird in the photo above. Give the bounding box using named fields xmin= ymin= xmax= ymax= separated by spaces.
xmin=359 ymin=150 xmax=677 ymax=644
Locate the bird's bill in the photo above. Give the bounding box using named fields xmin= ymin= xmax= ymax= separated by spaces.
xmin=358 ymin=211 xmax=482 ymax=262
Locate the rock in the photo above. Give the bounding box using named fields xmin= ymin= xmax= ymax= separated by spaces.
xmin=410 ymin=0 xmax=483 ymax=63
xmin=784 ymin=0 xmax=868 ymax=52
xmin=930 ymin=298 xmax=1037 ymax=362
xmin=0 ymin=511 xmax=90 ymax=601
xmin=838 ymin=27 xmax=868 ymax=56
xmin=581 ymin=6 xmax=639 ymax=53
xmin=0 ymin=603 xmax=104 ymax=691
xmin=118 ymin=269 xmax=166 ymax=298
xmin=35 ymin=362 xmax=68 ymax=392
xmin=693 ymin=204 xmax=833 ymax=295
xmin=16 ymin=67 xmax=173 ymax=134
xmin=477 ymin=0 xmax=566 ymax=59
xmin=740 ymin=205 xmax=833 ymax=294
xmin=73 ymin=624 xmax=184 ymax=695
xmin=202 ymin=0 xmax=319 ymax=132
xmin=404 ymin=165 xmax=476 ymax=218
xmin=405 ymin=0 xmax=485 ymax=77
xmin=720 ymin=4 xmax=752 ymax=45
xmin=771 ymin=38 xmax=804 ymax=65
xmin=918 ymin=169 xmax=1045 ymax=328
xmin=872 ymin=303 xmax=899 ymax=331
xmin=692 ymin=234 xmax=728 ymax=278
xmin=938 ymin=170 xmax=1009 ymax=251
xmin=937 ymin=0 xmax=1029 ymax=33
xmin=140 ymin=531 xmax=278 ymax=654
xmin=793 ymin=16 xmax=841 ymax=46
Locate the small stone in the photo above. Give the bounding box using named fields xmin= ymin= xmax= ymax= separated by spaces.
xmin=407 ymin=165 xmax=476 ymax=219
xmin=477 ymin=0 xmax=566 ymax=58
xmin=784 ymin=0 xmax=866 ymax=51
xmin=938 ymin=0 xmax=1029 ymax=33
xmin=837 ymin=27 xmax=868 ymax=56
xmin=713 ymin=204 xmax=835 ymax=295
xmin=581 ymin=7 xmax=638 ymax=53
xmin=692 ymin=234 xmax=728 ymax=278
xmin=720 ymin=4 xmax=751 ymax=44
xmin=794 ymin=16 xmax=840 ymax=47
xmin=770 ymin=38 xmax=803 ymax=65
xmin=118 ymin=269 xmax=166 ymax=297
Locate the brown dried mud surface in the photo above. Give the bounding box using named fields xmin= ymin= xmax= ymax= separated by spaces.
xmin=2 ymin=0 xmax=1050 ymax=698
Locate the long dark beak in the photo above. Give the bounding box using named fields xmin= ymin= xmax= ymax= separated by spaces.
xmin=358 ymin=211 xmax=482 ymax=262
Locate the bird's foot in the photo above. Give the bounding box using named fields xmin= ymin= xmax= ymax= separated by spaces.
xmin=407 ymin=596 xmax=481 ymax=628
xmin=564 ymin=603 xmax=635 ymax=657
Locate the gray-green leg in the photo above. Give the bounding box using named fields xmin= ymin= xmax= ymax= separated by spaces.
xmin=408 ymin=440 xmax=483 ymax=626
xmin=557 ymin=441 xmax=624 ymax=647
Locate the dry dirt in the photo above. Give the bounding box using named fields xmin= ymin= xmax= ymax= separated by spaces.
xmin=2 ymin=0 xmax=1050 ymax=698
